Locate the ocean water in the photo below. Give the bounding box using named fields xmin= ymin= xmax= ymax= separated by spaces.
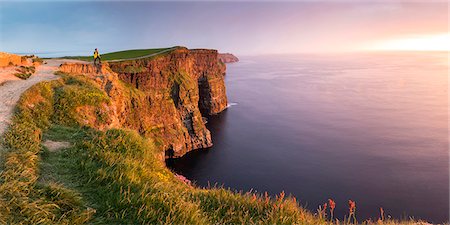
xmin=167 ymin=52 xmax=449 ymax=223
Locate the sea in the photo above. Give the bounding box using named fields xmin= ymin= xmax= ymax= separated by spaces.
xmin=167 ymin=52 xmax=449 ymax=223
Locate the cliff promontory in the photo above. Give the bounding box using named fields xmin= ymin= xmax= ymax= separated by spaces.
xmin=59 ymin=47 xmax=228 ymax=157
xmin=218 ymin=53 xmax=239 ymax=63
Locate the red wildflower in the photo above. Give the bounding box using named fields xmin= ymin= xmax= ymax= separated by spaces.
xmin=252 ymin=193 xmax=257 ymax=202
xmin=328 ymin=198 xmax=336 ymax=221
xmin=348 ymin=199 xmax=357 ymax=224
xmin=328 ymin=198 xmax=336 ymax=210
xmin=348 ymin=200 xmax=356 ymax=213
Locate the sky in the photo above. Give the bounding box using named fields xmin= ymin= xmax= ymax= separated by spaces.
xmin=0 ymin=0 xmax=448 ymax=56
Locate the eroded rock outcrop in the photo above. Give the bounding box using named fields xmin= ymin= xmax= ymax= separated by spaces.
xmin=59 ymin=47 xmax=228 ymax=157
xmin=59 ymin=62 xmax=111 ymax=75
xmin=0 ymin=52 xmax=39 ymax=67
xmin=0 ymin=52 xmax=22 ymax=67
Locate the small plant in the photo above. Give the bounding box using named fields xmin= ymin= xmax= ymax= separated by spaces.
xmin=14 ymin=65 xmax=36 ymax=79
xmin=317 ymin=202 xmax=327 ymax=220
xmin=32 ymin=57 xmax=44 ymax=65
xmin=379 ymin=207 xmax=385 ymax=222
xmin=348 ymin=199 xmax=357 ymax=224
xmin=14 ymin=73 xmax=32 ymax=79
xmin=328 ymin=198 xmax=336 ymax=221
xmin=174 ymin=173 xmax=192 ymax=185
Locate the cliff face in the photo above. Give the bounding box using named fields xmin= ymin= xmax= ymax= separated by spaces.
xmin=59 ymin=47 xmax=228 ymax=158
xmin=109 ymin=48 xmax=228 ymax=115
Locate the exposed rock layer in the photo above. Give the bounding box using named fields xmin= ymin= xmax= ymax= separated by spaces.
xmin=59 ymin=47 xmax=228 ymax=157
xmin=0 ymin=52 xmax=23 ymax=67
xmin=0 ymin=52 xmax=38 ymax=67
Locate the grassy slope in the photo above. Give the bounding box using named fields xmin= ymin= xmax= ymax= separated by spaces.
xmin=0 ymin=72 xmax=430 ymax=224
xmin=0 ymin=80 xmax=93 ymax=224
xmin=59 ymin=47 xmax=175 ymax=62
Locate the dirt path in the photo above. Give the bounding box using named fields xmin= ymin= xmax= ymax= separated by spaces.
xmin=0 ymin=59 xmax=80 ymax=135
xmin=0 ymin=51 xmax=169 ymax=136
xmin=42 ymin=140 xmax=71 ymax=152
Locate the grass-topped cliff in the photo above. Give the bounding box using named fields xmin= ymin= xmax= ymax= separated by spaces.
xmin=0 ymin=48 xmax=429 ymax=224
xmin=58 ymin=47 xmax=227 ymax=157
xmin=59 ymin=47 xmax=176 ymax=62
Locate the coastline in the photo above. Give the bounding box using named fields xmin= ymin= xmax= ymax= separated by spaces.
xmin=0 ymin=50 xmax=443 ymax=224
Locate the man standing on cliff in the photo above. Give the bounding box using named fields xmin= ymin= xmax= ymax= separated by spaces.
xmin=93 ymin=48 xmax=101 ymax=66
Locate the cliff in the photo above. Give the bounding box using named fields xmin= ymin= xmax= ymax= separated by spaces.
xmin=218 ymin=53 xmax=239 ymax=63
xmin=59 ymin=47 xmax=228 ymax=157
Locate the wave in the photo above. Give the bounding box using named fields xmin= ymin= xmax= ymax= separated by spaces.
xmin=226 ymin=102 xmax=238 ymax=108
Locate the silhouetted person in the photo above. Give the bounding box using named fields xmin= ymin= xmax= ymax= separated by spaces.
xmin=93 ymin=48 xmax=101 ymax=66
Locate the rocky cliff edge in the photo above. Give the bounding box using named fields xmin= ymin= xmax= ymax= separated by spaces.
xmin=59 ymin=47 xmax=228 ymax=157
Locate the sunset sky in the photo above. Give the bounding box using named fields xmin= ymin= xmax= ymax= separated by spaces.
xmin=0 ymin=1 xmax=448 ymax=56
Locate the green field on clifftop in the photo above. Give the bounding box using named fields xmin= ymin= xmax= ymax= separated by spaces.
xmin=60 ymin=47 xmax=175 ymax=61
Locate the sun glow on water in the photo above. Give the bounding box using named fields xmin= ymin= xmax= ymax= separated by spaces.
xmin=367 ymin=33 xmax=450 ymax=52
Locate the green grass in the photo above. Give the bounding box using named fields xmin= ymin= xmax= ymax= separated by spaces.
xmin=32 ymin=57 xmax=44 ymax=64
xmin=0 ymin=80 xmax=93 ymax=224
xmin=52 ymin=75 xmax=110 ymax=127
xmin=60 ymin=47 xmax=176 ymax=62
xmin=40 ymin=125 xmax=318 ymax=225
xmin=0 ymin=72 xmax=434 ymax=224
xmin=14 ymin=73 xmax=32 ymax=79
xmin=14 ymin=66 xmax=36 ymax=80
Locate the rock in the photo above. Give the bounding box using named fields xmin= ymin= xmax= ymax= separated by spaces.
xmin=59 ymin=62 xmax=110 ymax=75
xmin=0 ymin=52 xmax=22 ymax=67
xmin=58 ymin=47 xmax=228 ymax=158
xmin=0 ymin=52 xmax=37 ymax=67
xmin=218 ymin=53 xmax=239 ymax=64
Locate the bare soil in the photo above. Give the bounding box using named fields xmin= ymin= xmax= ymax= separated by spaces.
xmin=0 ymin=59 xmax=84 ymax=135
xmin=42 ymin=140 xmax=71 ymax=152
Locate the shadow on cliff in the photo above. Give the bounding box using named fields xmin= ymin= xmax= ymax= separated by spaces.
xmin=166 ymin=109 xmax=229 ymax=175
